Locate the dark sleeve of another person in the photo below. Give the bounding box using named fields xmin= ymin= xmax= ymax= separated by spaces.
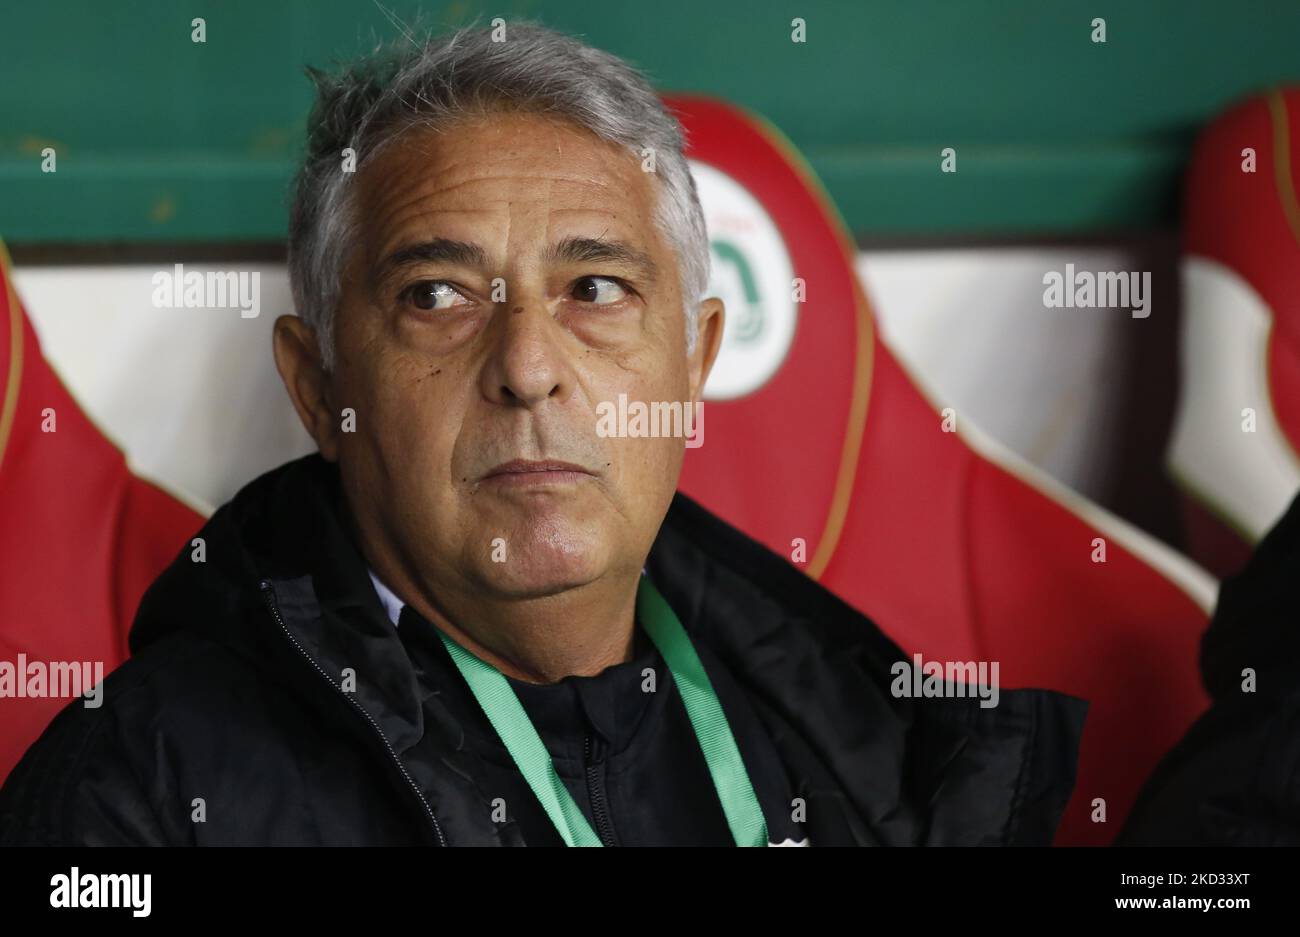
xmin=1117 ymin=491 xmax=1300 ymax=845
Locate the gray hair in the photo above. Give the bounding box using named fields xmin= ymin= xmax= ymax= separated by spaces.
xmin=287 ymin=22 xmax=710 ymax=370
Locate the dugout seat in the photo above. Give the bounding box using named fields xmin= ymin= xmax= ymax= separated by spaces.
xmin=668 ymin=95 xmax=1216 ymax=845
xmin=1167 ymin=87 xmax=1300 ymax=579
xmin=0 ymin=246 xmax=202 ymax=784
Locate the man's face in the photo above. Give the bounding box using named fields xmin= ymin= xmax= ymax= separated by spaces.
xmin=294 ymin=112 xmax=721 ymax=601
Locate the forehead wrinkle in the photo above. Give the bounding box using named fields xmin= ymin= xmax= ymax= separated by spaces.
xmin=359 ymin=132 xmax=646 ymax=223
xmin=360 ymin=175 xmax=505 ymax=233
xmin=364 ymin=147 xmax=625 ymax=209
xmin=359 ymin=111 xmax=643 ymax=200
xmin=362 ymin=138 xmax=633 ymax=206
xmin=370 ymin=198 xmax=507 ymax=250
xmin=364 ymin=207 xmax=506 ymax=280
xmin=437 ymin=163 xmax=625 ymax=190
xmin=545 ymin=208 xmax=654 ymax=245
xmin=357 ymin=145 xmax=665 ymax=287
xmin=361 ymin=172 xmax=627 ymax=250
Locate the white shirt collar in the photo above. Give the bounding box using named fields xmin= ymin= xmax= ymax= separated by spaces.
xmin=368 ymin=568 xmax=405 ymax=627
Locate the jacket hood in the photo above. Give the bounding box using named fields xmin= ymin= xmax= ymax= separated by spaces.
xmin=130 ymin=452 xmax=366 ymax=660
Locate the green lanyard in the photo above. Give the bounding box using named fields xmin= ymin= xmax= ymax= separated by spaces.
xmin=437 ymin=575 xmax=770 ymax=847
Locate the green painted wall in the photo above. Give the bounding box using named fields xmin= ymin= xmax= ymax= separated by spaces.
xmin=2 ymin=0 xmax=1297 ymax=242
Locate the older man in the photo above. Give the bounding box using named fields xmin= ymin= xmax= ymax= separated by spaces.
xmin=0 ymin=24 xmax=1085 ymax=846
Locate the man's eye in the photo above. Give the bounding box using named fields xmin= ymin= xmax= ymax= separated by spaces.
xmin=403 ymin=280 xmax=469 ymax=311
xmin=571 ymin=275 xmax=629 ymax=305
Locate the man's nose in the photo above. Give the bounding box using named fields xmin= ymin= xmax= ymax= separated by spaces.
xmin=478 ymin=301 xmax=577 ymax=408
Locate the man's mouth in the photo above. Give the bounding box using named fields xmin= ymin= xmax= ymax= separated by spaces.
xmin=480 ymin=459 xmax=597 ymax=487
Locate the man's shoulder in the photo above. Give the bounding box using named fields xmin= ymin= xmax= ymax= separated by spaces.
xmin=654 ymin=491 xmax=1089 ymax=844
xmin=653 ymin=491 xmax=910 ymax=665
xmin=11 ymin=629 xmax=271 ymax=778
xmin=102 ymin=630 xmax=264 ymax=715
xmin=0 ymin=627 xmax=307 ymax=844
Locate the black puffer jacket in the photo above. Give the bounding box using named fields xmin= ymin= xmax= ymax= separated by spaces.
xmin=0 ymin=454 xmax=1086 ymax=845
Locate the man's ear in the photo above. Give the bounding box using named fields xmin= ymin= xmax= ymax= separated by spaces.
xmin=272 ymin=315 xmax=341 ymax=461
xmin=687 ymin=296 xmax=725 ymax=402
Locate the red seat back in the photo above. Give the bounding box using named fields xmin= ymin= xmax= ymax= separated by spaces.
xmin=669 ymin=96 xmax=1214 ymax=845
xmin=1169 ymin=87 xmax=1300 ymax=577
xmin=0 ymin=248 xmax=202 ymax=783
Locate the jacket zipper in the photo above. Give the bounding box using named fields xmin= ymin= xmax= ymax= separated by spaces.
xmin=584 ymin=734 xmax=617 ymax=846
xmin=259 ymin=579 xmax=448 ymax=847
